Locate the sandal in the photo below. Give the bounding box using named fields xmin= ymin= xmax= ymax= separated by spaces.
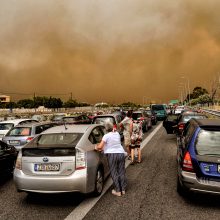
xmin=137 ymin=160 xmax=142 ymax=163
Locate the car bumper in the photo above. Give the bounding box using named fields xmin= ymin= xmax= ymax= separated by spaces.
xmin=14 ymin=168 xmax=89 ymax=194
xmin=180 ymin=170 xmax=220 ymax=194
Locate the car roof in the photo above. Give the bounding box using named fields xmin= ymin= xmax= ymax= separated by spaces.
xmin=93 ymin=114 xmax=117 ymax=118
xmin=41 ymin=124 xmax=100 ymax=134
xmin=0 ymin=119 xmax=34 ymax=124
xmin=192 ymin=118 xmax=220 ymax=127
xmin=13 ymin=121 xmax=53 ymax=128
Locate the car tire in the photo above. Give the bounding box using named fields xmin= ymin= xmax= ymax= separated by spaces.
xmin=93 ymin=167 xmax=104 ymax=197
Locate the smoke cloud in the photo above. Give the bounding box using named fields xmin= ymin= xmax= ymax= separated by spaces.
xmin=0 ymin=0 xmax=220 ymax=103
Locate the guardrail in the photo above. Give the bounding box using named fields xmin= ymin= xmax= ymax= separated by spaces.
xmin=202 ymin=109 xmax=220 ymax=117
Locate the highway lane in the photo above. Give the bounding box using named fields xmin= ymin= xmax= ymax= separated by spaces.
xmin=84 ymin=125 xmax=220 ymax=220
xmin=0 ymin=124 xmax=159 ymax=220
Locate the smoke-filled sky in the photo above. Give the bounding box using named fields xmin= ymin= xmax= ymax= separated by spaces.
xmin=0 ymin=0 xmax=220 ymax=104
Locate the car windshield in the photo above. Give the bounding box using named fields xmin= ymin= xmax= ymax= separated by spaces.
xmin=93 ymin=117 xmax=115 ymax=125
xmin=34 ymin=133 xmax=83 ymax=145
xmin=182 ymin=115 xmax=206 ymax=123
xmin=7 ymin=127 xmax=31 ymax=136
xmin=63 ymin=117 xmax=77 ymax=123
xmin=196 ymin=129 xmax=220 ymax=156
xmin=152 ymin=105 xmax=164 ymax=111
xmin=0 ymin=123 xmax=14 ymax=130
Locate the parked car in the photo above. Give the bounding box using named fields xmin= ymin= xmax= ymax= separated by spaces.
xmin=163 ymin=112 xmax=207 ymax=135
xmin=0 ymin=140 xmax=17 ymax=176
xmin=0 ymin=119 xmax=38 ymax=141
xmin=14 ymin=124 xmax=109 ymax=196
xmin=144 ymin=109 xmax=157 ymax=125
xmin=151 ymin=104 xmax=167 ymax=120
xmin=174 ymin=106 xmax=185 ymax=114
xmin=92 ymin=113 xmax=124 ymax=139
xmin=51 ymin=113 xmax=67 ymax=122
xmin=177 ymin=118 xmax=220 ymax=196
xmin=2 ymin=122 xmax=55 ymax=151
xmin=132 ymin=111 xmax=152 ymax=132
xmin=61 ymin=115 xmax=91 ymax=125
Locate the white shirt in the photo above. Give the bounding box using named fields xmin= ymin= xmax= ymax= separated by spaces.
xmin=102 ymin=131 xmax=125 ymax=154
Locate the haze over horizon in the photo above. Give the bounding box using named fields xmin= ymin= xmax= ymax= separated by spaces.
xmin=0 ymin=0 xmax=220 ymax=104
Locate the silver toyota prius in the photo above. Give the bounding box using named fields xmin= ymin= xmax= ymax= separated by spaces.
xmin=14 ymin=124 xmax=109 ymax=196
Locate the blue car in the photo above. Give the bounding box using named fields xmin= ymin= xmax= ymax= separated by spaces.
xmin=177 ymin=118 xmax=220 ymax=196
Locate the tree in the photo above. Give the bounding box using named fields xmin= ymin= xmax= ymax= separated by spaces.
xmin=63 ymin=99 xmax=78 ymax=108
xmin=44 ymin=97 xmax=63 ymax=109
xmin=191 ymin=87 xmax=208 ymax=99
xmin=17 ymin=99 xmax=34 ymax=108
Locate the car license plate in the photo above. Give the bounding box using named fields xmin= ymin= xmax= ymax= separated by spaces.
xmin=34 ymin=163 xmax=60 ymax=172
xmin=9 ymin=140 xmax=20 ymax=145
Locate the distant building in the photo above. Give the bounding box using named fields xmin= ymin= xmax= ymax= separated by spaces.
xmin=0 ymin=95 xmax=10 ymax=103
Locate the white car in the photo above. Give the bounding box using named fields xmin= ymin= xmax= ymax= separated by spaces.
xmin=174 ymin=106 xmax=185 ymax=114
xmin=0 ymin=119 xmax=38 ymax=140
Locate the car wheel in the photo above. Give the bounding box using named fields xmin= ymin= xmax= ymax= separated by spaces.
xmin=93 ymin=168 xmax=104 ymax=197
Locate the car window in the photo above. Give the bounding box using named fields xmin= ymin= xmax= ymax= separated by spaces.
xmin=132 ymin=113 xmax=142 ymax=120
xmin=35 ymin=126 xmax=44 ymax=134
xmin=89 ymin=127 xmax=103 ymax=144
xmin=0 ymin=123 xmax=14 ymax=130
xmin=7 ymin=127 xmax=31 ymax=136
xmin=32 ymin=133 xmax=83 ymax=145
xmin=196 ymin=130 xmax=220 ymax=156
xmin=184 ymin=124 xmax=195 ymax=145
xmin=93 ymin=117 xmax=115 ymax=125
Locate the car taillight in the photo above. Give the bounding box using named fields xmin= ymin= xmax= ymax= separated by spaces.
xmin=76 ymin=149 xmax=86 ymax=170
xmin=26 ymin=137 xmax=33 ymax=142
xmin=15 ymin=151 xmax=22 ymax=170
xmin=178 ymin=123 xmax=184 ymax=131
xmin=182 ymin=151 xmax=194 ymax=172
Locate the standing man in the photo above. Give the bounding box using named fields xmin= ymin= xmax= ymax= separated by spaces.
xmin=120 ymin=110 xmax=133 ymax=158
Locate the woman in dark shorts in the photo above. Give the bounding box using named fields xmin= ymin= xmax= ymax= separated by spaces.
xmin=130 ymin=121 xmax=143 ymax=164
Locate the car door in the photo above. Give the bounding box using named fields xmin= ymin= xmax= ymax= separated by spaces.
xmin=0 ymin=141 xmax=16 ymax=174
xmin=89 ymin=126 xmax=109 ymax=178
xmin=163 ymin=114 xmax=179 ymax=134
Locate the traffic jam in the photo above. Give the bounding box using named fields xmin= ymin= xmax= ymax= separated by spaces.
xmin=1 ymin=105 xmax=220 ymax=219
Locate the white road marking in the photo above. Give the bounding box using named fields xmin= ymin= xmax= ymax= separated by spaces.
xmin=65 ymin=122 xmax=163 ymax=220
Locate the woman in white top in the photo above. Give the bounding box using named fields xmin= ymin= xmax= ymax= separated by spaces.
xmin=95 ymin=122 xmax=127 ymax=197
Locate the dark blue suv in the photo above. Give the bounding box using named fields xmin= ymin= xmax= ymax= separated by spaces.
xmin=177 ymin=118 xmax=220 ymax=196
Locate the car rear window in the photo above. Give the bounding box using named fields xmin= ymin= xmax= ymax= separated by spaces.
xmin=93 ymin=117 xmax=115 ymax=125
xmin=0 ymin=123 xmax=14 ymax=130
xmin=35 ymin=133 xmax=83 ymax=145
xmin=196 ymin=129 xmax=220 ymax=156
xmin=182 ymin=115 xmax=206 ymax=123
xmin=63 ymin=117 xmax=77 ymax=123
xmin=152 ymin=105 xmax=164 ymax=111
xmin=7 ymin=127 xmax=31 ymax=136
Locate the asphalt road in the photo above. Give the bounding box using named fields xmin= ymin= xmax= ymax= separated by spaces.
xmin=84 ymin=125 xmax=220 ymax=220
xmin=1 ymin=123 xmax=220 ymax=220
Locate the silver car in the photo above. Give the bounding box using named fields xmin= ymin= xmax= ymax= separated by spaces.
xmin=14 ymin=124 xmax=109 ymax=196
xmin=2 ymin=122 xmax=54 ymax=151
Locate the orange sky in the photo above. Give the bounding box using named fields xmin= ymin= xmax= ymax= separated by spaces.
xmin=0 ymin=0 xmax=220 ymax=104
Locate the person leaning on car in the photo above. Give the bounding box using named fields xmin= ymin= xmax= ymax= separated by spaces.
xmin=95 ymin=122 xmax=127 ymax=197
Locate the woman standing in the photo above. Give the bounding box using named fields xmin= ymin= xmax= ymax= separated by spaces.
xmin=95 ymin=122 xmax=127 ymax=197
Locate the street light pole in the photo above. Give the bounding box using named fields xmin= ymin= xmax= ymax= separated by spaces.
xmin=181 ymin=76 xmax=191 ymax=106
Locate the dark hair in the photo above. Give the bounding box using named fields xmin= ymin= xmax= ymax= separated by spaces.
xmin=127 ymin=110 xmax=133 ymax=117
